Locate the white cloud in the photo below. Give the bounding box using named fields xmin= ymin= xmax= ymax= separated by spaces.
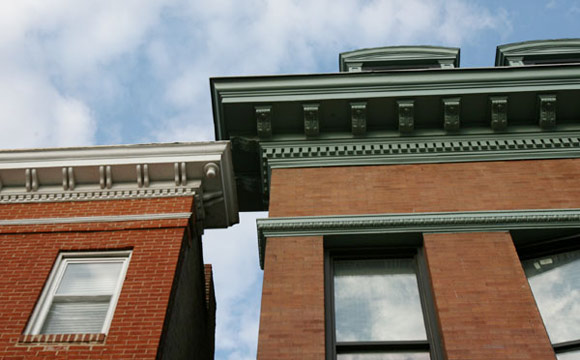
xmin=0 ymin=69 xmax=95 ymax=148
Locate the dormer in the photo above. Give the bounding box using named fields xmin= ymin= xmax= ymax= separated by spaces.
xmin=339 ymin=46 xmax=460 ymax=72
xmin=495 ymin=39 xmax=580 ymax=66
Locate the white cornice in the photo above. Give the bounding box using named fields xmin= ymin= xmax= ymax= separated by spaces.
xmin=0 ymin=142 xmax=239 ymax=229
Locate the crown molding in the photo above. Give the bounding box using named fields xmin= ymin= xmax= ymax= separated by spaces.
xmin=256 ymin=209 xmax=580 ymax=269
xmin=0 ymin=142 xmax=239 ymax=229
xmin=258 ymin=131 xmax=580 ymax=198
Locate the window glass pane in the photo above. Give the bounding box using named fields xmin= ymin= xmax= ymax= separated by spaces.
xmin=56 ymin=262 xmax=123 ymax=295
xmin=523 ymin=249 xmax=580 ymax=344
xmin=41 ymin=299 xmax=110 ymax=334
xmin=557 ymin=350 xmax=580 ymax=360
xmin=337 ymin=352 xmax=430 ymax=360
xmin=334 ymin=259 xmax=427 ymax=342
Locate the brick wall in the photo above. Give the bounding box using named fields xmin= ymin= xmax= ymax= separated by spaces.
xmin=424 ymin=232 xmax=555 ymax=359
xmin=257 ymin=236 xmax=325 ymax=360
xmin=261 ymin=159 xmax=577 ymax=359
xmin=269 ymin=159 xmax=580 ymax=217
xmin=0 ymin=196 xmax=207 ymax=360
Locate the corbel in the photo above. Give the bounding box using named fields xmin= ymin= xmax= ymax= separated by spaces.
xmin=174 ymin=162 xmax=187 ymax=186
xmin=255 ymin=106 xmax=272 ymax=139
xmin=67 ymin=167 xmax=75 ymax=190
xmin=490 ymin=96 xmax=508 ymax=130
xmin=350 ymin=102 xmax=367 ymax=136
xmin=105 ymin=166 xmax=112 ymax=189
xmin=136 ymin=164 xmax=150 ymax=188
xmin=442 ymin=98 xmax=461 ymax=131
xmin=538 ymin=94 xmax=556 ymax=129
xmin=25 ymin=169 xmax=38 ymax=192
xmin=397 ymin=100 xmax=414 ymax=133
xmin=303 ymin=103 xmax=320 ymax=137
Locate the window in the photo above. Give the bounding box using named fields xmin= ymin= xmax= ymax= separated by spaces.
xmin=325 ymin=247 xmax=442 ymax=360
xmin=26 ymin=251 xmax=131 ymax=335
xmin=520 ymin=237 xmax=580 ymax=360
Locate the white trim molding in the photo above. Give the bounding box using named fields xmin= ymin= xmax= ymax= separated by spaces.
xmin=0 ymin=142 xmax=239 ymax=229
xmin=0 ymin=212 xmax=192 ymax=226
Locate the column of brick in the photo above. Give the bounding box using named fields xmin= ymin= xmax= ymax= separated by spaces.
xmin=257 ymin=236 xmax=326 ymax=360
xmin=424 ymin=232 xmax=555 ymax=360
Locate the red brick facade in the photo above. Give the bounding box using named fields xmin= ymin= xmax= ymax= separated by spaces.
xmin=0 ymin=197 xmax=204 ymax=359
xmin=257 ymin=159 xmax=578 ymax=359
xmin=424 ymin=232 xmax=554 ymax=360
xmin=257 ymin=236 xmax=325 ymax=360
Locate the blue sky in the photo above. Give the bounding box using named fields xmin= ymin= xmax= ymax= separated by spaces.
xmin=1 ymin=1 xmax=579 ymax=359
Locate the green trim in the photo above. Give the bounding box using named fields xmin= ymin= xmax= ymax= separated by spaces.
xmin=496 ymin=39 xmax=580 ymax=66
xmin=258 ymin=131 xmax=580 ymax=197
xmin=211 ymin=65 xmax=580 ymax=106
xmin=339 ymin=45 xmax=460 ymax=72
xmin=256 ymin=209 xmax=580 ymax=269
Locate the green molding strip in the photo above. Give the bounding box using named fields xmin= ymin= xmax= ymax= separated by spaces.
xmin=256 ymin=209 xmax=580 ymax=269
xmin=259 ymin=131 xmax=580 ymax=196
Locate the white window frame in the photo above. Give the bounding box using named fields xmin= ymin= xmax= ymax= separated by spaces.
xmin=25 ymin=250 xmax=132 ymax=335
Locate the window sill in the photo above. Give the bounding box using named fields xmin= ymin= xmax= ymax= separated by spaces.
xmin=19 ymin=333 xmax=106 ymax=344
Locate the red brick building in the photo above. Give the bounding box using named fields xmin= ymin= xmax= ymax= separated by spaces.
xmin=0 ymin=142 xmax=238 ymax=359
xmin=211 ymin=39 xmax=580 ymax=359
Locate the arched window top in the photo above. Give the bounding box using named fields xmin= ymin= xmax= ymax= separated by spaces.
xmin=495 ymin=38 xmax=580 ymax=66
xmin=339 ymin=46 xmax=460 ymax=72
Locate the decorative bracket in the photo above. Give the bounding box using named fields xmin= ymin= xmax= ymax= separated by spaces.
xmin=397 ymin=100 xmax=415 ymax=133
xmin=174 ymin=162 xmax=187 ymax=186
xmin=99 ymin=166 xmax=112 ymax=189
xmin=442 ymin=98 xmax=461 ymax=131
xmin=490 ymin=96 xmax=508 ymax=130
xmin=62 ymin=167 xmax=75 ymax=190
xmin=25 ymin=169 xmax=38 ymax=192
xmin=303 ymin=103 xmax=320 ymax=137
xmin=256 ymin=106 xmax=272 ymax=139
xmin=538 ymin=94 xmax=557 ymax=129
xmin=136 ymin=164 xmax=150 ymax=188
xmin=350 ymin=102 xmax=367 ymax=136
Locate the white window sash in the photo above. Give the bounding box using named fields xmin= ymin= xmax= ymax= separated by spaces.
xmin=25 ymin=251 xmax=132 ymax=335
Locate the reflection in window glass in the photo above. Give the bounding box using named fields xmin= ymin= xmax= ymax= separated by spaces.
xmin=523 ymin=249 xmax=580 ymax=344
xmin=337 ymin=352 xmax=430 ymax=360
xmin=57 ymin=262 xmax=123 ymax=295
xmin=557 ymin=350 xmax=580 ymax=360
xmin=334 ymin=259 xmax=427 ymax=342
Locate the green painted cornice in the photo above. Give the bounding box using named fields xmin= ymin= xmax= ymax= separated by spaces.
xmin=211 ymin=59 xmax=580 ymax=211
xmin=212 ymin=65 xmax=580 ymax=108
xmin=256 ymin=209 xmax=580 ymax=268
xmin=258 ymin=130 xmax=580 ymax=199
xmin=496 ymin=39 xmax=580 ymax=66
xmin=339 ymin=46 xmax=460 ymax=72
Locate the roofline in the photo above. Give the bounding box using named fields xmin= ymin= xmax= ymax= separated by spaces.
xmin=212 ymin=63 xmax=580 ymax=140
xmin=495 ymin=38 xmax=580 ymax=66
xmin=339 ymin=45 xmax=461 ymax=71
